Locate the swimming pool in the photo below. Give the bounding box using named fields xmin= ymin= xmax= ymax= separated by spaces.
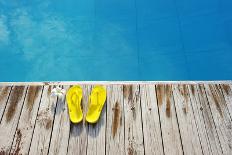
xmin=0 ymin=0 xmax=231 ymax=81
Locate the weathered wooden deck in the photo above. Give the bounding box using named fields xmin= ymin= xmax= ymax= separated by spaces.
xmin=0 ymin=82 xmax=231 ymax=155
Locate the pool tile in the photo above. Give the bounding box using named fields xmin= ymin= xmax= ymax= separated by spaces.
xmin=1 ymin=0 xmax=232 ymax=81
xmin=186 ymin=50 xmax=232 ymax=80
xmin=175 ymin=0 xmax=218 ymax=19
xmin=65 ymin=20 xmax=95 ymax=57
xmin=13 ymin=55 xmax=139 ymax=81
xmin=223 ymin=19 xmax=232 ymax=46
xmin=13 ymin=20 xmax=95 ymax=58
xmin=139 ymin=53 xmax=189 ymax=80
xmin=180 ymin=13 xmax=227 ymax=53
xmin=50 ymin=0 xmax=95 ymax=21
xmin=53 ymin=56 xmax=139 ymax=81
xmin=219 ymin=0 xmax=232 ymax=19
xmin=1 ymin=55 xmax=138 ymax=81
xmin=137 ymin=0 xmax=176 ymax=21
xmin=93 ymin=20 xmax=138 ymax=57
xmin=138 ymin=17 xmax=183 ymax=55
xmin=95 ymin=0 xmax=135 ymax=21
xmin=0 ymin=56 xmax=30 ymax=82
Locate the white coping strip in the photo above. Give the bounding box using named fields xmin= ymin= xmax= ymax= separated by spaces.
xmin=0 ymin=81 xmax=231 ymax=86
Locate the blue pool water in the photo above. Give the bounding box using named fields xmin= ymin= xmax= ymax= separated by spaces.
xmin=0 ymin=0 xmax=232 ymax=81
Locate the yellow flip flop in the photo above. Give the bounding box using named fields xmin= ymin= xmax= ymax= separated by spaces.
xmin=86 ymin=85 xmax=106 ymax=123
xmin=66 ymin=86 xmax=83 ymax=123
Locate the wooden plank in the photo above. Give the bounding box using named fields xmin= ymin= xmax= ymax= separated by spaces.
xmin=189 ymin=84 xmax=223 ymax=154
xmin=220 ymin=84 xmax=232 ymax=117
xmin=67 ymin=85 xmax=90 ymax=155
xmin=10 ymin=86 xmax=43 ymax=155
xmin=204 ymin=84 xmax=232 ymax=154
xmin=187 ymin=84 xmax=212 ymax=155
xmin=86 ymin=85 xmax=107 ymax=155
xmin=140 ymin=85 xmax=163 ymax=154
xmin=123 ymin=85 xmax=145 ymax=155
xmin=29 ymin=85 xmax=57 ymax=155
xmin=172 ymin=84 xmax=203 ymax=154
xmin=0 ymin=82 xmax=231 ymax=155
xmin=106 ymin=85 xmax=124 ymax=155
xmin=0 ymin=86 xmax=28 ymax=154
xmin=155 ymin=84 xmax=183 ymax=155
xmin=0 ymin=86 xmax=12 ymax=121
xmin=48 ymin=85 xmax=70 ymax=155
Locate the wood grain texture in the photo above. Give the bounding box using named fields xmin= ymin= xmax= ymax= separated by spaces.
xmin=220 ymin=84 xmax=232 ymax=117
xmin=48 ymin=86 xmax=70 ymax=155
xmin=0 ymin=86 xmax=12 ymax=121
xmin=140 ymin=85 xmax=163 ymax=155
xmin=155 ymin=84 xmax=183 ymax=155
xmin=0 ymin=83 xmax=231 ymax=155
xmin=106 ymin=85 xmax=124 ymax=155
xmin=204 ymin=84 xmax=232 ymax=154
xmin=67 ymin=85 xmax=90 ymax=155
xmin=10 ymin=86 xmax=43 ymax=155
xmin=29 ymin=86 xmax=57 ymax=155
xmin=0 ymin=86 xmax=27 ymax=154
xmin=172 ymin=84 xmax=203 ymax=155
xmin=124 ymin=85 xmax=145 ymax=155
xmin=190 ymin=84 xmax=223 ymax=154
xmin=188 ymin=84 xmax=214 ymax=155
xmin=86 ymin=85 xmax=107 ymax=155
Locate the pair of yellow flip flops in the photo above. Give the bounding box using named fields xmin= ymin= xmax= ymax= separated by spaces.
xmin=66 ymin=85 xmax=106 ymax=123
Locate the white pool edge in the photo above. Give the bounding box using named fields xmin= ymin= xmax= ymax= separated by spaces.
xmin=0 ymin=81 xmax=231 ymax=86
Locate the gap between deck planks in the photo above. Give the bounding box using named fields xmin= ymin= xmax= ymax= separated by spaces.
xmin=0 ymin=83 xmax=231 ymax=155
